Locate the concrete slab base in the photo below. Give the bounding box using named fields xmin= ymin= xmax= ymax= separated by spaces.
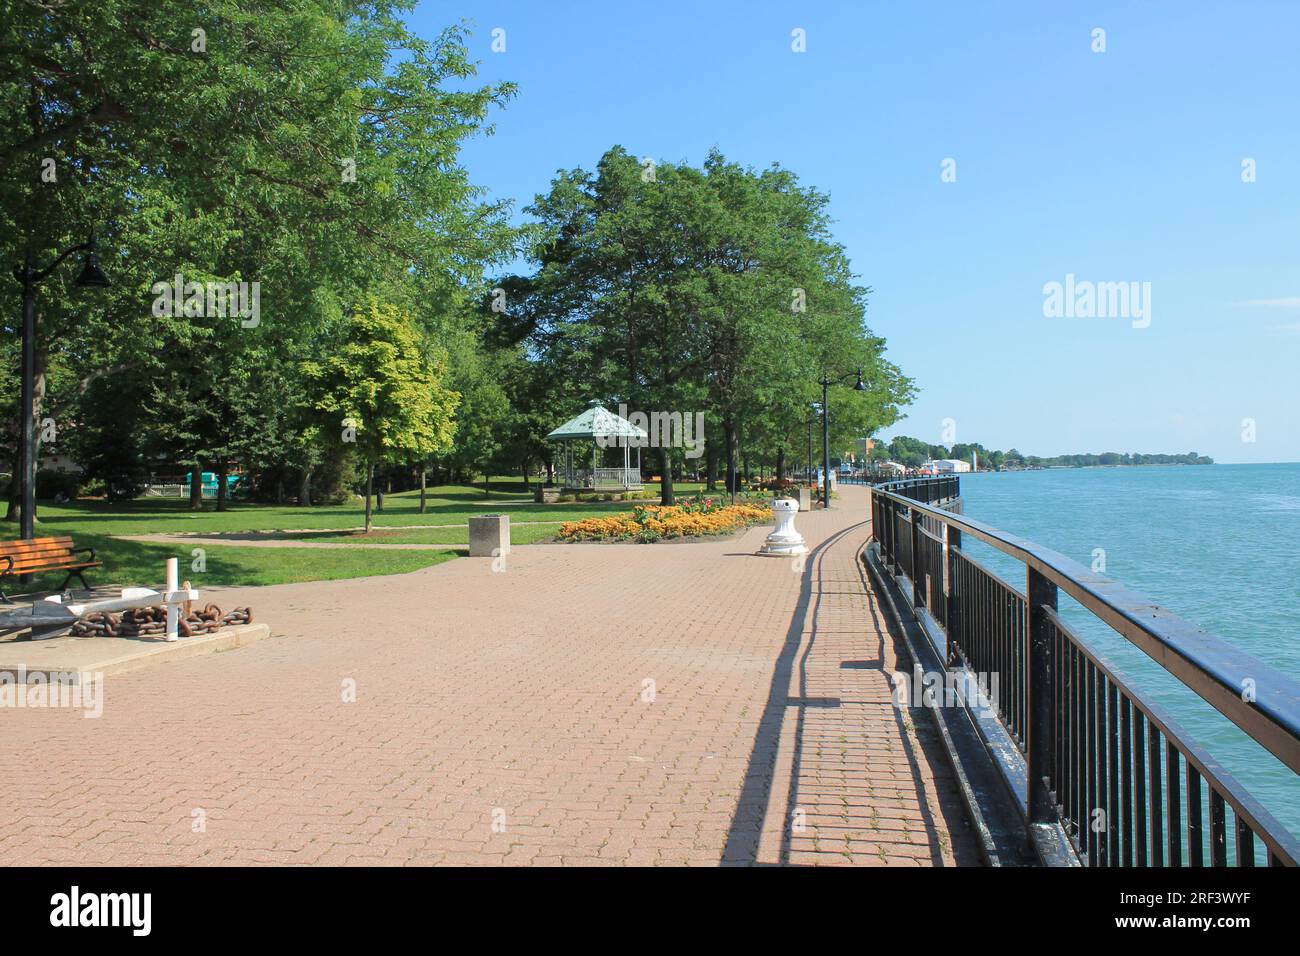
xmin=0 ymin=622 xmax=271 ymax=683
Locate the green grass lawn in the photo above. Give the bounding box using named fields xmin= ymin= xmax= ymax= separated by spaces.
xmin=3 ymin=531 xmax=461 ymax=596
xmin=297 ymin=522 xmax=566 ymax=546
xmin=0 ymin=479 xmax=729 ymax=591
xmin=2 ymin=479 xmax=715 ymax=537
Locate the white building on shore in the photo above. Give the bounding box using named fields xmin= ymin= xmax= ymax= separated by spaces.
xmin=922 ymin=458 xmax=973 ymax=474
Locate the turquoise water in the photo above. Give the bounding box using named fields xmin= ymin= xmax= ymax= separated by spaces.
xmin=954 ymin=463 xmax=1300 ymax=842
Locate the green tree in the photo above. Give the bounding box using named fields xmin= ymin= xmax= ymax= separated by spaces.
xmin=301 ymin=299 xmax=458 ymax=532
xmin=508 ymin=146 xmax=913 ymax=504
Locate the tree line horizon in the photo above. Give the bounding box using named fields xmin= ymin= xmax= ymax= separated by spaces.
xmin=877 ymin=437 xmax=1213 ymax=470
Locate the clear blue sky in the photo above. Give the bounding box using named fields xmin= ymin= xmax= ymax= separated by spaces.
xmin=413 ymin=1 xmax=1299 ymax=464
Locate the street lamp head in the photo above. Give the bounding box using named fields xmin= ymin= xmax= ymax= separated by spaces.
xmin=74 ymin=233 xmax=111 ymax=289
xmin=853 ymin=368 xmax=867 ymax=390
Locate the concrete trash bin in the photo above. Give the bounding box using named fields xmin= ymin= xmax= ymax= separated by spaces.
xmin=469 ymin=514 xmax=510 ymax=558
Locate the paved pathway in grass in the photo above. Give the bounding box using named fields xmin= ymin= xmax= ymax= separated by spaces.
xmin=0 ymin=485 xmax=979 ymax=866
xmin=115 ymin=519 xmax=572 ymax=549
xmin=116 ymin=535 xmax=463 ymax=550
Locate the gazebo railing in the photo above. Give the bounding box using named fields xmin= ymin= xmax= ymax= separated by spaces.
xmin=563 ymin=467 xmax=643 ymax=490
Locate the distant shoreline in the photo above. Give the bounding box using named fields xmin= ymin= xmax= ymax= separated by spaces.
xmin=999 ymin=461 xmax=1213 ymax=471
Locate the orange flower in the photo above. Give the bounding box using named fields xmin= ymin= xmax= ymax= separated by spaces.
xmin=558 ymin=502 xmax=771 ymax=542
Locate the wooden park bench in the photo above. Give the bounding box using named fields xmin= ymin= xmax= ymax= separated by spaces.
xmin=0 ymin=536 xmax=101 ymax=603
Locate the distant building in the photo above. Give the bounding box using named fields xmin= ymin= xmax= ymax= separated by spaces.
xmin=922 ymin=458 xmax=973 ymax=474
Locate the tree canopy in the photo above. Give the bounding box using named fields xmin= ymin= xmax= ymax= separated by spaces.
xmin=3 ymin=7 xmax=915 ymax=516
xmin=494 ymin=146 xmax=913 ymax=503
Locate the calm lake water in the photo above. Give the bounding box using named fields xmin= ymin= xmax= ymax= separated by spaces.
xmin=953 ymin=463 xmax=1300 ymax=841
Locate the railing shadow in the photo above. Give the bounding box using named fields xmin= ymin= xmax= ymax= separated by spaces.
xmin=854 ymin=547 xmax=977 ymax=865
xmin=721 ymin=518 xmax=960 ymax=865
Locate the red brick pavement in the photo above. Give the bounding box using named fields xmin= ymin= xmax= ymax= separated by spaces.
xmin=0 ymin=485 xmax=979 ymax=866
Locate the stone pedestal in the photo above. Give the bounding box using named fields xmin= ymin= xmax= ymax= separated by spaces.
xmin=758 ymin=498 xmax=807 ymax=556
xmin=795 ymin=487 xmax=812 ymax=512
xmin=469 ymin=514 xmax=510 ymax=557
xmin=534 ymin=486 xmax=559 ymax=504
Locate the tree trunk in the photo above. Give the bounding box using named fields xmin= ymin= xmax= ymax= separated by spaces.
xmin=723 ymin=417 xmax=739 ymax=504
xmin=658 ymin=447 xmax=675 ymax=506
xmin=483 ymin=471 xmax=490 ymax=498
xmin=216 ymin=458 xmax=228 ymax=512
xmin=189 ymin=458 xmax=204 ymax=511
xmin=4 ymin=446 xmax=19 ymax=522
xmin=705 ymin=442 xmax=718 ymax=492
xmin=521 ymin=461 xmax=530 ymax=490
xmin=364 ymin=461 xmax=374 ymax=533
xmin=6 ymin=334 xmax=52 ymax=526
xmin=27 ymin=336 xmax=49 ymax=526
xmin=298 ymin=466 xmax=312 ymax=506
xmin=419 ymin=464 xmax=427 ymax=513
xmin=776 ymin=447 xmax=785 ymax=483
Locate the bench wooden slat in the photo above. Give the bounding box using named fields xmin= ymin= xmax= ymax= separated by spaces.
xmin=2 ymin=545 xmax=82 ymax=558
xmin=0 ymin=536 xmax=75 ymax=550
xmin=7 ymin=560 xmax=100 ymax=573
xmin=2 ymin=547 xmax=78 ymax=560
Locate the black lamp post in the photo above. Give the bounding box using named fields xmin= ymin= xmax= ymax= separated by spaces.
xmin=12 ymin=232 xmax=110 ymax=541
xmin=806 ymin=413 xmax=814 ymax=484
xmin=819 ymin=368 xmax=867 ymax=509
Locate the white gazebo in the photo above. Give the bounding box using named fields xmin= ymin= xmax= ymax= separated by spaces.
xmin=547 ymin=402 xmax=647 ymax=491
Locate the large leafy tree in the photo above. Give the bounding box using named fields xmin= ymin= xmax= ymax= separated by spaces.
xmin=301 ymin=299 xmax=458 ymax=532
xmin=505 ymin=146 xmax=913 ymax=502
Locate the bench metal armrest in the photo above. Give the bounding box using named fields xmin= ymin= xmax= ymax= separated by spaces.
xmin=75 ymin=546 xmax=97 ymax=563
xmin=0 ymin=554 xmax=12 ymax=574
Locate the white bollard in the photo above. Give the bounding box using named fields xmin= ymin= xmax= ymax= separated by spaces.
xmin=758 ymin=498 xmax=808 ymax=556
xmin=165 ymin=557 xmax=180 ymax=641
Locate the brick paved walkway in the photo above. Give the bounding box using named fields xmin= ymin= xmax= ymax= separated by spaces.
xmin=0 ymin=485 xmax=978 ymax=866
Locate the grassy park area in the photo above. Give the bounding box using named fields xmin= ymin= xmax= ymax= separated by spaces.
xmin=0 ymin=479 xmax=728 ymax=592
xmin=5 ymin=479 xmax=709 ymax=535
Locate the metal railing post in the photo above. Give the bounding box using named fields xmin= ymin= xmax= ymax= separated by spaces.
xmin=910 ymin=505 xmax=923 ymax=609
xmin=889 ymin=499 xmax=900 ymax=573
xmin=1027 ymin=566 xmax=1058 ymax=826
xmin=945 ymin=523 xmax=961 ymax=666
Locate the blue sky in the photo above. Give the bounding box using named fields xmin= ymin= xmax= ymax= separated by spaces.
xmin=414 ymin=1 xmax=1299 ymax=463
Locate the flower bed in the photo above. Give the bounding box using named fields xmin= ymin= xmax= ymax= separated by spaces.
xmin=557 ymin=497 xmax=771 ymax=543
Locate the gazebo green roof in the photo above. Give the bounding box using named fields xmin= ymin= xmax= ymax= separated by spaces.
xmin=546 ymin=404 xmax=648 ymax=441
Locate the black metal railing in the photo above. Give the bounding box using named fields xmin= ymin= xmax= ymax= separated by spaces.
xmin=870 ymin=476 xmax=1300 ymax=867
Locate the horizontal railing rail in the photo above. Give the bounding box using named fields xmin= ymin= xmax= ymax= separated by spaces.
xmin=561 ymin=467 xmax=643 ymax=489
xmin=870 ymin=476 xmax=1300 ymax=866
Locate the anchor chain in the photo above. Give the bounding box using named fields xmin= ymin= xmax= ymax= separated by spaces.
xmin=70 ymin=604 xmax=253 ymax=638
